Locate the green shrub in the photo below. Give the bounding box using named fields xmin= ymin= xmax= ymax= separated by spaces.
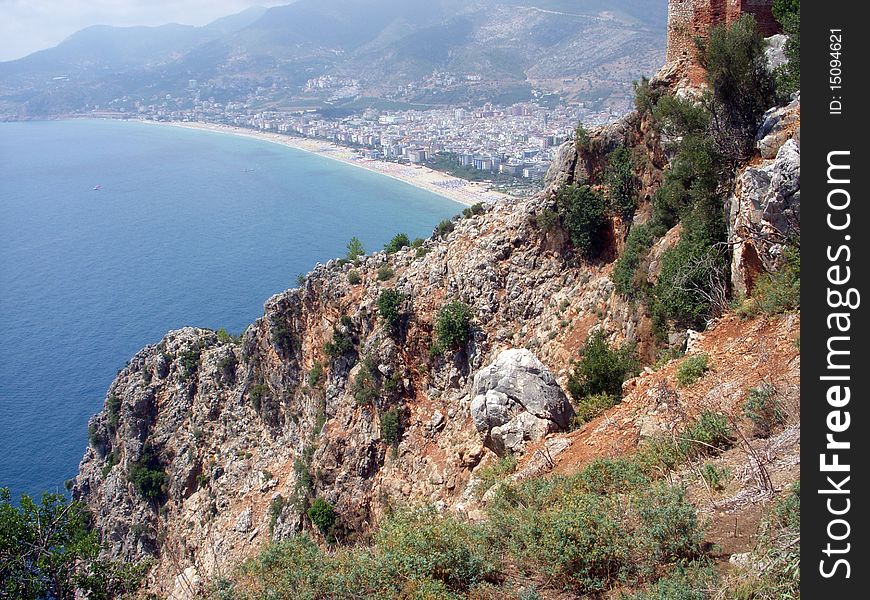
xmin=271 ymin=318 xmax=294 ymax=354
xmin=215 ymin=328 xmax=238 ymax=344
xmin=128 ymin=445 xmax=166 ymax=502
xmin=352 ymin=356 xmax=380 ymax=405
xmin=700 ymin=462 xmax=729 ymax=491
xmin=436 ymin=219 xmax=455 ymax=238
xmin=462 ymin=203 xmax=485 ymax=218
xmin=570 ymin=393 xmax=620 ymax=429
xmin=384 ymin=233 xmax=411 ymax=254
xmin=612 ymin=224 xmax=655 ymax=297
xmin=698 ymin=15 xmax=776 ymax=162
xmin=535 ymin=208 xmax=561 ymax=233
xmin=752 ymin=246 xmax=800 ymax=315
xmin=681 ymin=411 xmax=732 ymax=458
xmin=555 ymin=183 xmax=610 ymax=259
xmin=324 ymin=325 xmax=354 ymax=358
xmin=676 ymin=353 xmax=710 ymax=387
xmin=653 ymin=242 xmax=729 ymax=329
xmin=106 ymin=393 xmax=121 ymax=432
xmin=577 ymin=458 xmax=649 ymax=495
xmin=380 ymin=408 xmax=402 ymax=446
xmin=773 ymin=0 xmax=800 ymax=98
xmin=346 ymin=236 xmax=366 ymax=262
xmin=178 ymin=348 xmax=201 ymax=378
xmin=377 ymin=265 xmax=395 ymax=281
xmin=347 ymin=270 xmax=362 ymax=285
xmin=605 ymin=146 xmax=638 ymax=220
xmin=376 ymin=507 xmax=496 ymax=593
xmin=307 ymin=361 xmax=324 ymax=387
xmin=567 ymin=330 xmax=638 ymax=401
xmin=475 ymin=455 xmax=518 ymax=497
xmin=0 ymin=488 xmax=149 ymax=600
xmin=249 ymin=383 xmax=269 ymax=412
xmin=574 ymin=122 xmax=591 ymax=151
xmin=307 ymin=498 xmax=337 ymax=535
xmin=743 ymin=382 xmax=785 ymax=437
xmin=377 ymin=289 xmax=408 ymax=332
xmin=268 ymin=495 xmax=286 ymax=533
xmin=433 ymin=301 xmax=473 ymax=353
xmin=620 ymin=564 xmax=715 ymax=599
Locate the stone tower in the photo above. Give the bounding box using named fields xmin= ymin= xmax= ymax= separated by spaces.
xmin=666 ymin=0 xmax=780 ymax=64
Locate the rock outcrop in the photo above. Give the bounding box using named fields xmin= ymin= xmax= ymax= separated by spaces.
xmin=470 ymin=349 xmax=574 ymax=455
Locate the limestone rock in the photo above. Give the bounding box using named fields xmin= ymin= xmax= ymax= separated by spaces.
xmin=470 ymin=349 xmax=573 ymax=455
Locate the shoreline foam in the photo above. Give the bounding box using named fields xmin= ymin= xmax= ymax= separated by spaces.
xmin=148 ymin=120 xmax=509 ymax=208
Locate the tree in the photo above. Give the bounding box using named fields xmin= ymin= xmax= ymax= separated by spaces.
xmin=698 ymin=15 xmax=775 ymax=162
xmin=604 ymin=146 xmax=638 ymax=220
xmin=0 ymin=488 xmax=146 ymax=599
xmin=433 ymin=301 xmax=473 ymax=353
xmin=773 ymin=0 xmax=800 ymax=98
xmin=567 ymin=330 xmax=638 ymax=401
xmin=384 ymin=233 xmax=410 ymax=254
xmin=346 ymin=237 xmax=365 ymax=262
xmin=555 ymin=184 xmax=610 ymax=259
xmin=377 ymin=289 xmax=408 ymax=334
xmin=307 ymin=498 xmax=336 ymax=535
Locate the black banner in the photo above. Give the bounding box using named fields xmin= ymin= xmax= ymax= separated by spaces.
xmin=802 ymin=1 xmax=869 ymax=595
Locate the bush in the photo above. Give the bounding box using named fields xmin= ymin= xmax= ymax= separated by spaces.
xmin=0 ymin=488 xmax=148 ymax=599
xmin=324 ymin=324 xmax=354 ymax=358
xmin=352 ymin=356 xmax=380 ymax=406
xmin=752 ymin=245 xmax=800 ymax=315
xmin=475 ymin=455 xmax=518 ymax=497
xmin=347 ymin=270 xmax=362 ymax=285
xmin=307 ymin=498 xmax=337 ymax=535
xmin=462 ymin=203 xmax=485 ymax=218
xmin=270 ymin=318 xmax=294 ymax=354
xmin=268 ymin=495 xmax=286 ymax=533
xmin=773 ymin=0 xmax=800 ymax=98
xmin=676 ymin=353 xmax=710 ymax=387
xmin=307 ymin=361 xmax=324 ymax=387
xmin=215 ymin=328 xmax=238 ymax=344
xmin=178 ymin=348 xmax=201 ymax=378
xmin=128 ymin=445 xmax=166 ymax=502
xmin=743 ymin=382 xmax=785 ymax=437
xmin=380 ymin=408 xmax=402 ymax=446
xmin=681 ymin=411 xmax=732 ymax=458
xmin=574 ymin=122 xmax=591 ymax=151
xmin=377 ymin=265 xmax=394 ymax=281
xmin=384 ymin=233 xmax=411 ymax=254
xmin=376 ymin=507 xmax=496 ymax=593
xmin=571 ymin=393 xmax=620 ymax=429
xmin=535 ymin=208 xmax=560 ymax=233
xmin=555 ymin=184 xmax=610 ymax=259
xmin=346 ymin=237 xmax=365 ymax=262
xmin=605 ymin=146 xmax=638 ymax=220
xmin=698 ymin=15 xmax=776 ymax=162
xmin=700 ymin=462 xmax=729 ymax=491
xmin=433 ymin=301 xmax=473 ymax=353
xmin=106 ymin=393 xmax=121 ymax=432
xmin=612 ymin=224 xmax=655 ymax=297
xmin=567 ymin=330 xmax=638 ymax=401
xmin=653 ymin=241 xmax=729 ymax=329
xmin=248 ymin=383 xmax=269 ymax=412
xmin=436 ymin=219 xmax=455 ymax=238
xmin=377 ymin=289 xmax=408 ymax=333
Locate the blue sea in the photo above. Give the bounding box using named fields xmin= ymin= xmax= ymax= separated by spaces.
xmin=0 ymin=119 xmax=460 ymax=502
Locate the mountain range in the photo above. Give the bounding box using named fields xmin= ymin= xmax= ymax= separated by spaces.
xmin=0 ymin=0 xmax=667 ymax=118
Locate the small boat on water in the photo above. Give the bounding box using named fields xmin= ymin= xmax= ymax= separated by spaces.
xmin=93 ymin=184 xmax=102 ymax=191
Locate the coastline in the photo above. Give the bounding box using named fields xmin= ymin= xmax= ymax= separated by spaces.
xmin=148 ymin=120 xmax=509 ymax=208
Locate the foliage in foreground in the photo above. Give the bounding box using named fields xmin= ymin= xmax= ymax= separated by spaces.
xmin=0 ymin=488 xmax=147 ymax=600
xmin=567 ymin=330 xmax=638 ymax=402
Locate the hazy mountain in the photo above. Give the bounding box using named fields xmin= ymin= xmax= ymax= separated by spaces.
xmin=0 ymin=0 xmax=667 ymax=117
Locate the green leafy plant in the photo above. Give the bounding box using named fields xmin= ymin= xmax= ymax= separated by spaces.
xmin=384 ymin=233 xmax=410 ymax=254
xmin=308 ymin=361 xmax=324 ymax=387
xmin=772 ymin=0 xmax=800 ymax=98
xmin=555 ymin=183 xmax=610 ymax=259
xmin=377 ymin=289 xmax=408 ymax=333
xmin=604 ymin=146 xmax=639 ymax=220
xmin=307 ymin=498 xmax=337 ymax=535
xmin=433 ymin=301 xmax=473 ymax=353
xmin=346 ymin=237 xmax=366 ymax=262
xmin=380 ymin=408 xmax=402 ymax=447
xmin=567 ymin=330 xmax=638 ymax=401
xmin=376 ymin=264 xmax=395 ymax=281
xmin=128 ymin=445 xmax=166 ymax=502
xmin=743 ymin=382 xmax=785 ymax=437
xmin=347 ymin=270 xmax=362 ymax=285
xmin=676 ymin=353 xmax=710 ymax=387
xmin=436 ymin=219 xmax=455 ymax=238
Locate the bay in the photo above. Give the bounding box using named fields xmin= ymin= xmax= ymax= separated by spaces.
xmin=0 ymin=119 xmax=460 ymax=501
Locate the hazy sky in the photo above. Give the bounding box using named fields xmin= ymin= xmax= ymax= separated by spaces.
xmin=0 ymin=1 xmax=290 ymax=62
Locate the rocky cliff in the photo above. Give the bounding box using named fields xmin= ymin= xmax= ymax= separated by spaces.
xmin=73 ymin=35 xmax=800 ymax=600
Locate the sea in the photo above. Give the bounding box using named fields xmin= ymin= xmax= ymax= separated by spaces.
xmin=0 ymin=119 xmax=461 ymax=502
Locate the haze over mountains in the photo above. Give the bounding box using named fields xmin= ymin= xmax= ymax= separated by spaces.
xmin=0 ymin=0 xmax=667 ymax=118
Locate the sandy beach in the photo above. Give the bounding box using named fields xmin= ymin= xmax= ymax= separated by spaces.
xmin=154 ymin=121 xmax=509 ymax=207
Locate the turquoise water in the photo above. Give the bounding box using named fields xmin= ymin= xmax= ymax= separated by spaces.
xmin=0 ymin=119 xmax=460 ymax=501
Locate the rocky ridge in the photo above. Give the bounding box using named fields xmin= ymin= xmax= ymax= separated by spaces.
xmin=73 ymin=44 xmax=800 ymax=600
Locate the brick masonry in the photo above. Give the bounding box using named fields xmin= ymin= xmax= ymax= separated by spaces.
xmin=666 ymin=0 xmax=780 ymax=64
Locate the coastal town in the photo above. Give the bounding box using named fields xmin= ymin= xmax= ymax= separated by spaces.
xmin=97 ymin=80 xmax=635 ymax=196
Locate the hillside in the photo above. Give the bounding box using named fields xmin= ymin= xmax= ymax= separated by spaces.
xmin=0 ymin=0 xmax=666 ymax=118
xmin=66 ymin=4 xmax=802 ymax=599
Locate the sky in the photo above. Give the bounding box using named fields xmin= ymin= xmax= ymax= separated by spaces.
xmin=0 ymin=0 xmax=290 ymax=62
